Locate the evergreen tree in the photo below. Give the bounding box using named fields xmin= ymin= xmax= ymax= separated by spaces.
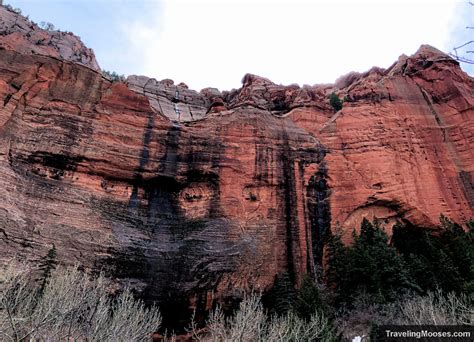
xmin=293 ymin=276 xmax=329 ymax=320
xmin=392 ymin=217 xmax=473 ymax=294
xmin=263 ymin=272 xmax=296 ymax=315
xmin=325 ymin=229 xmax=349 ymax=303
xmin=327 ymin=219 xmax=416 ymax=305
xmin=438 ymin=215 xmax=473 ymax=294
xmin=329 ymin=92 xmax=343 ymax=112
xmin=351 ymin=219 xmax=415 ymax=301
xmin=464 ymin=220 xmax=474 ymax=294
xmin=422 ymin=235 xmax=461 ymax=292
xmin=38 ymin=244 xmax=58 ymax=292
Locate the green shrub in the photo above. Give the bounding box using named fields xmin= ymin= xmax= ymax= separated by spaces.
xmin=329 ymin=92 xmax=343 ymax=111
xmin=39 ymin=21 xmax=55 ymax=31
xmin=102 ymin=70 xmax=125 ymax=82
xmin=293 ymin=276 xmax=331 ymax=321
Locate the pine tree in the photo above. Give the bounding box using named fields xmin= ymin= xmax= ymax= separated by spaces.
xmin=325 ymin=229 xmax=350 ymax=304
xmin=464 ymin=220 xmax=474 ymax=294
xmin=264 ymin=272 xmax=296 ymax=315
xmin=293 ymin=276 xmax=330 ymax=319
xmin=38 ymin=244 xmax=58 ymax=292
xmin=353 ymin=219 xmax=416 ymax=301
xmin=328 ymin=219 xmax=416 ymax=304
xmin=392 ymin=217 xmax=470 ymax=294
xmin=438 ymin=215 xmax=473 ymax=293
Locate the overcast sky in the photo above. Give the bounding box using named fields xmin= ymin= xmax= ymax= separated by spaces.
xmin=7 ymin=0 xmax=474 ymax=91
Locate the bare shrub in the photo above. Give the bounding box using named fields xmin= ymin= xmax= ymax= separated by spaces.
xmin=266 ymin=311 xmax=331 ymax=341
xmin=334 ymin=290 xmax=473 ymax=340
xmin=197 ymin=294 xmax=332 ymax=341
xmin=3 ymin=4 xmax=22 ymax=14
xmin=333 ymin=292 xmax=397 ymax=340
xmin=39 ymin=21 xmax=55 ymax=31
xmin=0 ymin=260 xmax=161 ymax=341
xmin=396 ymin=290 xmax=473 ymax=325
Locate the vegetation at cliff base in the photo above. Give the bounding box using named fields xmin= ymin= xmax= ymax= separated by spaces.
xmin=196 ymin=216 xmax=473 ymax=341
xmin=326 ymin=216 xmax=473 ymax=305
xmin=0 ymin=262 xmax=161 ymax=341
xmin=37 ymin=244 xmax=58 ymax=294
xmin=326 ymin=218 xmax=417 ymax=305
xmin=258 ymin=215 xmax=474 ymax=340
xmin=1 ymin=216 xmax=472 ymax=341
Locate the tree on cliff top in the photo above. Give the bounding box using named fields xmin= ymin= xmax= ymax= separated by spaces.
xmin=102 ymin=70 xmax=125 ymax=82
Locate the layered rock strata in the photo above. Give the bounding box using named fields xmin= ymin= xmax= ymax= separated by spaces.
xmin=0 ymin=5 xmax=472 ymax=327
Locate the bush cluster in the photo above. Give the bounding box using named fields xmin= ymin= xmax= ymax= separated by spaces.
xmin=102 ymin=70 xmax=126 ymax=82
xmin=257 ymin=216 xmax=474 ymax=340
xmin=39 ymin=21 xmax=55 ymax=31
xmin=329 ymin=92 xmax=343 ymax=112
xmin=1 ymin=215 xmax=472 ymax=341
xmin=3 ymin=3 xmax=21 ymax=14
xmin=0 ymin=262 xmax=161 ymax=341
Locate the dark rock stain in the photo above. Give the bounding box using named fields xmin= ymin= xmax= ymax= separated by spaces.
xmin=3 ymin=93 xmax=12 ymax=106
xmin=459 ymin=171 xmax=474 ymax=208
xmin=306 ymin=162 xmax=331 ymax=270
xmin=280 ymin=131 xmax=299 ymax=283
xmin=129 ymin=112 xmax=156 ymax=211
xmin=254 ymin=143 xmax=272 ymax=184
xmin=208 ymin=129 xmax=222 ymax=218
xmin=101 ymin=119 xmax=232 ymax=332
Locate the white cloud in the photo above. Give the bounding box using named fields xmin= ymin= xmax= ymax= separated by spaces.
xmin=445 ymin=1 xmax=474 ymax=74
xmin=123 ymin=0 xmax=459 ymax=91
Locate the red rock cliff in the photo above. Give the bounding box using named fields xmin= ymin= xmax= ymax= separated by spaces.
xmin=0 ymin=5 xmax=472 ymax=327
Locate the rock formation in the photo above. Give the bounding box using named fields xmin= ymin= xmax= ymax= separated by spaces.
xmin=292 ymin=45 xmax=474 ymax=236
xmin=0 ymin=5 xmax=472 ymax=328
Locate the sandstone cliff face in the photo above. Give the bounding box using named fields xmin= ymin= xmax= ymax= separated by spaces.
xmin=290 ymin=45 xmax=474 ymax=237
xmin=0 ymin=48 xmax=328 ymax=326
xmin=0 ymin=6 xmax=472 ymax=328
xmin=0 ymin=6 xmax=99 ymax=71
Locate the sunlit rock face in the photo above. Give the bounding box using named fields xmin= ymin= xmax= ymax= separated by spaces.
xmin=289 ymin=45 xmax=474 ymax=238
xmin=0 ymin=6 xmax=100 ymax=71
xmin=0 ymin=6 xmax=473 ymax=327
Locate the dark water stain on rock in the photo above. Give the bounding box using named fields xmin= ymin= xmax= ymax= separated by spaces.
xmin=306 ymin=162 xmax=331 ymax=269
xmin=279 ymin=131 xmax=299 ymax=283
xmin=129 ymin=112 xmax=156 ymax=211
xmin=96 ymin=119 xmax=240 ymax=332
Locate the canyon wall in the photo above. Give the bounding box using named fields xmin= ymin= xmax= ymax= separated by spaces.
xmin=0 ymin=6 xmax=472 ymax=325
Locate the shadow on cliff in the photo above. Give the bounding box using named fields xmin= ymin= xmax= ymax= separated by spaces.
xmin=92 ymin=117 xmax=239 ymax=331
